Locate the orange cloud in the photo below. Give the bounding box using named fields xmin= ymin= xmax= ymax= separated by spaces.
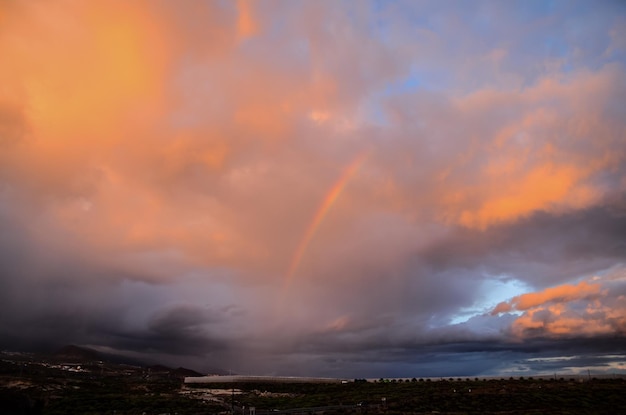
xmin=15 ymin=2 xmax=167 ymax=132
xmin=491 ymin=279 xmax=625 ymax=339
xmin=236 ymin=0 xmax=259 ymax=39
xmin=492 ymin=280 xmax=603 ymax=315
xmin=0 ymin=1 xmax=172 ymax=198
xmin=1 ymin=0 xmax=625 ymax=293
xmin=514 ymin=281 xmax=603 ymax=310
xmin=509 ymin=299 xmax=626 ymax=338
xmin=436 ymin=66 xmax=624 ymax=229
xmin=458 ymin=163 xmax=595 ymax=229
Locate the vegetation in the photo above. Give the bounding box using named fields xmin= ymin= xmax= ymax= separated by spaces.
xmin=2 ymin=353 xmax=625 ymax=414
xmin=0 ymin=355 xmax=222 ymax=414
xmin=191 ymin=377 xmax=626 ymax=415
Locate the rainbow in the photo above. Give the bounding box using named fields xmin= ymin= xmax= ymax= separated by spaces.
xmin=284 ymin=150 xmax=370 ymax=288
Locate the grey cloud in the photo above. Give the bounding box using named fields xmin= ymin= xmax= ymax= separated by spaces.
xmin=148 ymin=305 xmax=217 ymax=334
xmin=416 ymin=200 xmax=626 ymax=287
xmin=1 ymin=0 xmax=625 ymax=379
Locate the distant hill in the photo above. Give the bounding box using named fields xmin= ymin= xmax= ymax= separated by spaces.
xmin=147 ymin=364 xmax=203 ymax=378
xmin=48 ymin=345 xmax=208 ymax=377
xmin=49 ymin=345 xmax=145 ymax=367
xmin=171 ymin=367 xmax=203 ymax=378
xmin=52 ymin=345 xmax=102 ymax=362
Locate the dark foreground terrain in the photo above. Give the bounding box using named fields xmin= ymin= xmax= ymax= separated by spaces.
xmin=1 ymin=349 xmax=625 ymax=414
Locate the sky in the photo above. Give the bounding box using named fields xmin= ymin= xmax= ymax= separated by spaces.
xmin=1 ymin=0 xmax=625 ymax=378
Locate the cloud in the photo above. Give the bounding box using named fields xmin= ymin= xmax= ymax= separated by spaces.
xmin=492 ymin=281 xmax=604 ymax=314
xmin=236 ymin=0 xmax=259 ymax=39
xmin=491 ymin=275 xmax=626 ymax=340
xmin=0 ymin=0 xmax=625 ymax=377
xmin=380 ymin=63 xmax=626 ymax=230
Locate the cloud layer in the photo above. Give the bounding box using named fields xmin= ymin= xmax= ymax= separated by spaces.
xmin=1 ymin=0 xmax=625 ymax=377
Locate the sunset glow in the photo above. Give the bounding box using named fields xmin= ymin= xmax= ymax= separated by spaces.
xmin=1 ymin=0 xmax=625 ymax=378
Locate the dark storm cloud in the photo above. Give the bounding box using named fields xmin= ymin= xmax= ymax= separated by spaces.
xmin=0 ymin=206 xmax=225 ymax=358
xmin=417 ymin=199 xmax=626 ymax=287
xmin=96 ymin=320 xmax=228 ymax=358
xmin=1 ymin=0 xmax=625 ymax=378
xmin=265 ymin=334 xmax=626 ymax=378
